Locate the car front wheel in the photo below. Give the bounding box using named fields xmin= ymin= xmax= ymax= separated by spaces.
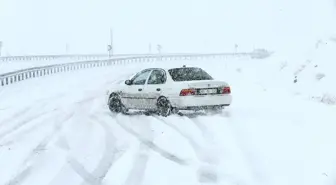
xmin=108 ymin=94 xmax=127 ymax=114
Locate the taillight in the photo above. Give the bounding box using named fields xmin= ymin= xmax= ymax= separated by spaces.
xmin=222 ymin=87 xmax=231 ymax=94
xmin=180 ymin=89 xmax=196 ymax=96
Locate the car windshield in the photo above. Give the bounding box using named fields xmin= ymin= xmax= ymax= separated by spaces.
xmin=168 ymin=67 xmax=214 ymax=81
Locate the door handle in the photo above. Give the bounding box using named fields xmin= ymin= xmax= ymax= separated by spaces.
xmin=156 ymin=88 xmax=161 ymax=91
xmin=138 ymin=88 xmax=142 ymax=91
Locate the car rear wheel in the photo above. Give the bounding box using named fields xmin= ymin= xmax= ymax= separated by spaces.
xmin=156 ymin=97 xmax=172 ymax=117
xmin=108 ymin=94 xmax=127 ymax=114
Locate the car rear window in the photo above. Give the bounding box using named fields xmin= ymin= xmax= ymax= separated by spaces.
xmin=168 ymin=67 xmax=213 ymax=81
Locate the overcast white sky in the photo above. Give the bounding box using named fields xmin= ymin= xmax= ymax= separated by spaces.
xmin=0 ymin=0 xmax=335 ymax=55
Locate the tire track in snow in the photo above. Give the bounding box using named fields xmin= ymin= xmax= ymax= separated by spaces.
xmin=1 ymin=67 xmax=138 ymax=185
xmin=0 ymin=108 xmax=31 ymax=128
xmin=216 ymin=115 xmax=267 ymax=185
xmin=4 ymin=110 xmax=74 ymax=185
xmin=122 ymin=116 xmax=153 ymax=185
xmin=49 ymin=99 xmax=124 ymax=185
xmin=194 ymin=115 xmax=260 ymax=185
xmin=0 ymin=93 xmax=74 ymax=146
xmin=153 ymin=116 xmax=203 ymax=158
xmin=0 ymin=93 xmax=65 ymax=128
xmin=189 ymin=116 xmax=216 ymax=144
xmin=122 ymin=143 xmax=150 ymax=185
xmin=47 ymin=95 xmax=102 ymax=185
xmin=0 ymin=99 xmax=57 ymax=142
xmin=5 ymin=166 xmax=32 ymax=185
xmin=154 ymin=116 xmax=219 ymax=183
xmin=0 ymin=108 xmax=54 ymax=142
xmin=112 ymin=114 xmax=187 ymax=166
xmin=0 ymin=110 xmax=65 ymax=146
xmin=73 ymin=114 xmax=125 ymax=185
xmin=154 ymin=116 xmax=220 ymax=164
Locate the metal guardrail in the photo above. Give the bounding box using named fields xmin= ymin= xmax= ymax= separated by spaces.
xmin=0 ymin=53 xmax=253 ymax=87
xmin=0 ymin=53 xmax=216 ymax=62
xmin=0 ymin=54 xmax=107 ymax=62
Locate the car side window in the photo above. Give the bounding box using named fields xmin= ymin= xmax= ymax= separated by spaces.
xmin=132 ymin=70 xmax=152 ymax=85
xmin=147 ymin=70 xmax=166 ymax=85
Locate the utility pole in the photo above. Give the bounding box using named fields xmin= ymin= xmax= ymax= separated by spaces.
xmin=149 ymin=43 xmax=152 ymax=54
xmin=110 ymin=28 xmax=114 ymax=56
xmin=0 ymin=41 xmax=3 ymax=57
xmin=157 ymin=44 xmax=162 ymax=54
xmin=65 ymin=43 xmax=69 ymax=54
xmin=107 ymin=29 xmax=114 ymax=59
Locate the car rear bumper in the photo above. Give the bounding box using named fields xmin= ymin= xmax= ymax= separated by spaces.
xmin=177 ymin=104 xmax=230 ymax=110
xmin=169 ymin=94 xmax=232 ymax=109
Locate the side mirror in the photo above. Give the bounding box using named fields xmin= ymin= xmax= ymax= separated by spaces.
xmin=125 ymin=80 xmax=132 ymax=85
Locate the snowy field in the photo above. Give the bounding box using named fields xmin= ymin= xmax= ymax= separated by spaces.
xmin=0 ymin=55 xmax=336 ymax=185
xmin=251 ymin=39 xmax=336 ymax=106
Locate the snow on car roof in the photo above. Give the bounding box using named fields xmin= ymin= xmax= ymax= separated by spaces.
xmin=135 ymin=65 xmax=203 ymax=72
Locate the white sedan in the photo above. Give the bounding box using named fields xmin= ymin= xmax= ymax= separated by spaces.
xmin=106 ymin=65 xmax=232 ymax=116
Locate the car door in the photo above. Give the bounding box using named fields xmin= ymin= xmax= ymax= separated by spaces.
xmin=142 ymin=69 xmax=167 ymax=109
xmin=121 ymin=69 xmax=152 ymax=109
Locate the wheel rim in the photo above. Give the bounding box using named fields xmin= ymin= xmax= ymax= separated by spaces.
xmin=109 ymin=97 xmax=122 ymax=112
xmin=157 ymin=98 xmax=171 ymax=116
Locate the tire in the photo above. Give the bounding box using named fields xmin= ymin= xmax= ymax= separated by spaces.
xmin=108 ymin=94 xmax=127 ymax=114
xmin=156 ymin=97 xmax=172 ymax=117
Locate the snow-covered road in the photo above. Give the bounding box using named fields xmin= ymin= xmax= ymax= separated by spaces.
xmin=0 ymin=58 xmax=336 ymax=185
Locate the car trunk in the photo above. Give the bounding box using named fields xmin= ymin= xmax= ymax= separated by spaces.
xmin=186 ymin=80 xmax=228 ymax=89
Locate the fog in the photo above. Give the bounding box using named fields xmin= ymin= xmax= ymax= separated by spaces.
xmin=0 ymin=0 xmax=335 ymax=56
